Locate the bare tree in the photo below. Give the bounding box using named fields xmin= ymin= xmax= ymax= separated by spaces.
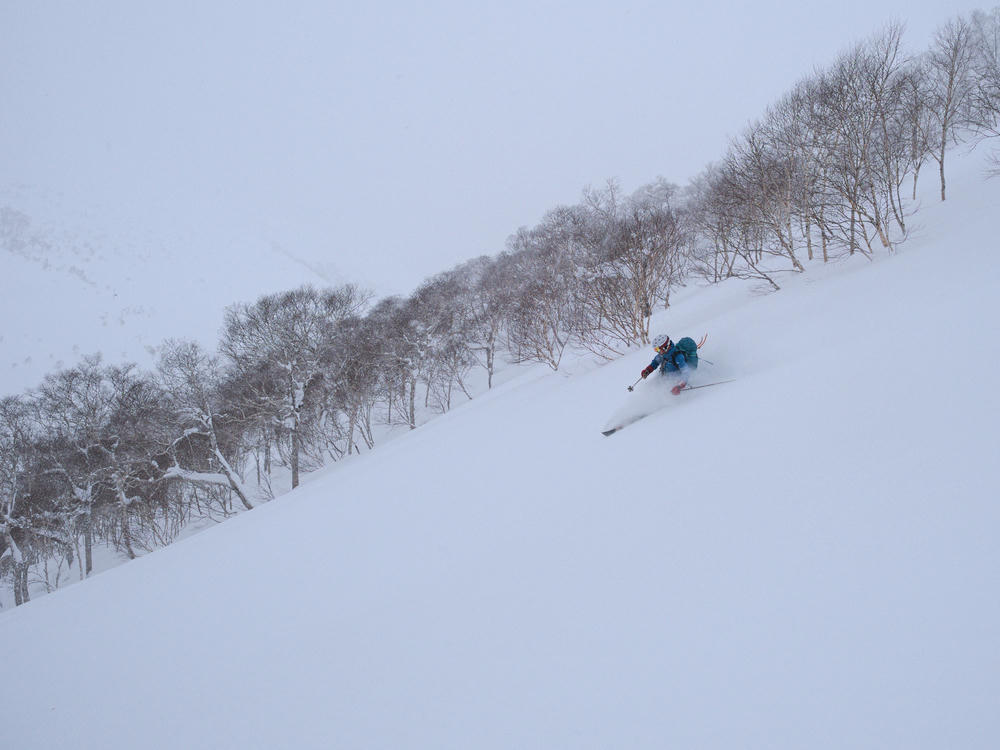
xmin=157 ymin=340 xmax=254 ymax=510
xmin=220 ymin=285 xmax=367 ymax=488
xmin=452 ymin=256 xmax=515 ymax=389
xmin=504 ymin=211 xmax=581 ymax=371
xmin=364 ymin=295 xmax=432 ymax=430
xmin=329 ymin=315 xmax=384 ymax=451
xmin=970 ymin=8 xmax=1000 ymax=173
xmin=725 ymin=123 xmax=807 ymax=270
xmin=811 ymin=25 xmax=911 ymax=255
xmin=30 ymin=357 xmax=178 ymax=564
xmin=0 ymin=397 xmax=35 ymax=604
xmin=897 ymin=59 xmax=935 ymax=199
xmin=408 ymin=272 xmax=478 ymax=413
xmin=572 ymin=179 xmax=686 ymax=357
xmin=683 ymin=165 xmax=744 ymax=281
xmin=926 ymin=15 xmax=978 ymax=199
xmin=31 ymin=357 xmax=116 ymax=571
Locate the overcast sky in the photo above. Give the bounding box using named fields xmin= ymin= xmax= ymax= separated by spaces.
xmin=1 ymin=0 xmax=988 ymax=300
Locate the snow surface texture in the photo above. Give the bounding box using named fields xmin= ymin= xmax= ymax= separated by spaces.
xmin=2 ymin=149 xmax=999 ymax=748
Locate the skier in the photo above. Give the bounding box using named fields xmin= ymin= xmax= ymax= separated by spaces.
xmin=640 ymin=334 xmax=698 ymax=394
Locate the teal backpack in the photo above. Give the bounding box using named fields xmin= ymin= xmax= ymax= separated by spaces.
xmin=671 ymin=336 xmax=699 ymax=369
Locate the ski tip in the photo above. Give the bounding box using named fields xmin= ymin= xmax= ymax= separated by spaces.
xmin=601 ymin=427 xmax=621 ymax=437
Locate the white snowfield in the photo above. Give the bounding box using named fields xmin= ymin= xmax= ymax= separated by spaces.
xmin=2 ymin=150 xmax=999 ymax=749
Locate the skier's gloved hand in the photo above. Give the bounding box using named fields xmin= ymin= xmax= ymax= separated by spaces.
xmin=671 ymin=382 xmax=686 ymax=395
xmin=641 ymin=365 xmax=655 ymax=379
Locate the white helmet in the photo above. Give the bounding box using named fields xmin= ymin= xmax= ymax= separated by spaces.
xmin=652 ymin=333 xmax=671 ymax=350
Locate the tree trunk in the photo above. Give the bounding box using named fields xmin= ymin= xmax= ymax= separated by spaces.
xmin=408 ymin=378 xmax=417 ymax=430
xmin=291 ymin=425 xmax=300 ymax=489
xmin=122 ymin=515 xmax=137 ymax=560
xmin=939 ymin=139 xmax=947 ymax=201
xmin=84 ymin=516 xmax=93 ymax=576
xmin=205 ymin=413 xmax=254 ymax=509
xmin=74 ymin=536 xmax=84 ymax=581
xmin=13 ymin=562 xmax=30 ymax=605
xmin=850 ymin=208 xmax=857 ymax=256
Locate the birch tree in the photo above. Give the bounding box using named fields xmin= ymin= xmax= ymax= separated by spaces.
xmin=221 ymin=285 xmax=367 ymax=488
xmin=926 ymin=15 xmax=978 ymax=199
xmin=504 ymin=211 xmax=581 ymax=371
xmin=970 ymin=8 xmax=1000 ymax=173
xmin=573 ymin=179 xmax=686 ymax=356
xmin=0 ymin=397 xmax=35 ymax=604
xmin=452 ymin=256 xmax=515 ymax=389
xmin=157 ymin=340 xmax=254 ymax=510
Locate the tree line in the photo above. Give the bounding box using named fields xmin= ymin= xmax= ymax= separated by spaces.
xmin=687 ymin=11 xmax=1000 ymax=288
xmin=3 ymin=9 xmax=999 ymax=606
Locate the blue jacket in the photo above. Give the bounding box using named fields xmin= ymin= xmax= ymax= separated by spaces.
xmin=648 ymin=346 xmax=693 ymax=377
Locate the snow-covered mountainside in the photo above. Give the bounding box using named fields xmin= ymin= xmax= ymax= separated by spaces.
xmin=2 ymin=148 xmax=998 ymax=748
xmin=0 ymin=186 xmax=391 ymax=397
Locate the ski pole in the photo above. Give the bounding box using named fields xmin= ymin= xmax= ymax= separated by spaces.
xmin=627 ymin=377 xmax=642 ymax=392
xmin=681 ymin=379 xmax=735 ymax=391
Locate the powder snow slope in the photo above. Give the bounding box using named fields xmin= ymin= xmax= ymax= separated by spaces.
xmin=2 ymin=149 xmax=999 ymax=749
